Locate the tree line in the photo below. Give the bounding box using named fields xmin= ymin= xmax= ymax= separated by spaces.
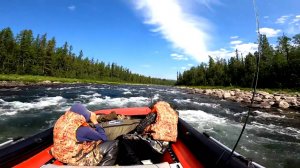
xmin=0 ymin=27 xmax=174 ymax=85
xmin=177 ymin=34 xmax=300 ymax=89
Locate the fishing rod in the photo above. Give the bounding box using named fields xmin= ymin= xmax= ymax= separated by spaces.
xmin=216 ymin=0 xmax=262 ymax=166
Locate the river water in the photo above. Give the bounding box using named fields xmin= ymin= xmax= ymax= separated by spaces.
xmin=0 ymin=84 xmax=299 ymax=168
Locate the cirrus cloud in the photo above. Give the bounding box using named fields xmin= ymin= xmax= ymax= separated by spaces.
xmin=230 ymin=36 xmax=239 ymax=39
xmin=230 ymin=40 xmax=243 ymax=45
xmin=275 ymin=15 xmax=291 ymax=24
xmin=133 ymin=0 xmax=212 ymax=63
xmin=171 ymin=53 xmax=188 ymax=61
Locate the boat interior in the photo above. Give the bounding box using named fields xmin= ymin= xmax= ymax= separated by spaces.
xmin=0 ymin=108 xmax=261 ymax=168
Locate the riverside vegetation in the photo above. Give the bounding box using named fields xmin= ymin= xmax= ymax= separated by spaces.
xmin=0 ymin=27 xmax=299 ymax=110
xmin=0 ymin=27 xmax=174 ymax=85
xmin=176 ymin=34 xmax=300 ymax=90
xmin=176 ymin=34 xmax=300 ymax=109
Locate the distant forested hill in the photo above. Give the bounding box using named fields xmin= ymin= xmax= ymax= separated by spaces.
xmin=0 ymin=27 xmax=174 ymax=85
xmin=177 ymin=34 xmax=300 ymax=89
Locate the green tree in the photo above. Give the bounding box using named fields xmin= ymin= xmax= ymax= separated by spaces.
xmin=0 ymin=27 xmax=15 ymax=73
xmin=44 ymin=37 xmax=56 ymax=76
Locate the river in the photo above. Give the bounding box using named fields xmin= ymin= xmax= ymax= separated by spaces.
xmin=0 ymin=84 xmax=299 ymax=168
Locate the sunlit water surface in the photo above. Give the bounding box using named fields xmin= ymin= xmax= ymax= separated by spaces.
xmin=0 ymin=84 xmax=299 ymax=168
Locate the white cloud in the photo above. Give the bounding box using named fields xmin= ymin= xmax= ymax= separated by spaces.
xmin=233 ymin=43 xmax=257 ymax=57
xmin=264 ymin=16 xmax=269 ymax=19
xmin=68 ymin=5 xmax=76 ymax=11
xmin=187 ymin=64 xmax=194 ymax=67
xmin=170 ymin=53 xmax=188 ymax=61
xmin=181 ymin=67 xmax=187 ymax=70
xmin=284 ymin=15 xmax=300 ymax=35
xmin=133 ymin=0 xmax=211 ymax=63
xmin=208 ymin=48 xmax=234 ymax=60
xmin=275 ymin=15 xmax=291 ymax=24
xmin=208 ymin=42 xmax=258 ymax=60
xmin=259 ymin=27 xmax=281 ymax=37
xmin=230 ymin=40 xmax=242 ymax=45
xmin=194 ymin=0 xmax=222 ymax=11
xmin=290 ymin=15 xmax=300 ymax=24
xmin=230 ymin=36 xmax=239 ymax=39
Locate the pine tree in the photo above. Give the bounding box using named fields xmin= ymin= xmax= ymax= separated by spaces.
xmin=44 ymin=37 xmax=56 ymax=76
xmin=0 ymin=27 xmax=15 ymax=73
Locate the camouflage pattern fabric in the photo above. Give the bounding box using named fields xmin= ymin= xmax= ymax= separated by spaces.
xmin=51 ymin=111 xmax=102 ymax=166
xmin=145 ymin=101 xmax=178 ymax=142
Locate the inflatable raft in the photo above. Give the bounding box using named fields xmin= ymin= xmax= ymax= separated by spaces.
xmin=0 ymin=107 xmax=264 ymax=168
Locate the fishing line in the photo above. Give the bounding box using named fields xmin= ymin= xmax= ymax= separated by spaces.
xmin=216 ymin=0 xmax=261 ymax=166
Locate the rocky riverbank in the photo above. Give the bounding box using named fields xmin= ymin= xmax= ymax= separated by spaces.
xmin=0 ymin=80 xmax=64 ymax=88
xmin=178 ymin=86 xmax=300 ymax=110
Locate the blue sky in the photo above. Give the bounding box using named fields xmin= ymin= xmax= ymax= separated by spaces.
xmin=0 ymin=0 xmax=299 ymax=79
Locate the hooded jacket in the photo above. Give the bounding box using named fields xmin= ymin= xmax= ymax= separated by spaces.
xmin=51 ymin=104 xmax=103 ymax=165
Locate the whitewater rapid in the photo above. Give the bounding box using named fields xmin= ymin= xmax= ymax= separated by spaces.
xmin=0 ymin=84 xmax=299 ymax=168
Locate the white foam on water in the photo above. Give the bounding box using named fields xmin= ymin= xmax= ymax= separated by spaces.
xmin=79 ymin=93 xmax=101 ymax=99
xmin=250 ymin=121 xmax=300 ymax=140
xmin=86 ymin=91 xmax=96 ymax=94
xmin=178 ymin=110 xmax=229 ymax=133
xmin=152 ymin=94 xmax=160 ymax=100
xmin=138 ymin=89 xmax=146 ymax=93
xmin=174 ymin=99 xmax=220 ymax=108
xmin=0 ymin=96 xmax=66 ymax=116
xmin=286 ymin=127 xmax=300 ymax=134
xmin=224 ymin=108 xmax=232 ymax=114
xmin=179 ymin=110 xmax=226 ymax=124
xmin=87 ymin=96 xmax=150 ymax=107
xmin=86 ymin=86 xmax=98 ymax=90
xmin=168 ymin=90 xmax=180 ymax=94
xmin=58 ymin=86 xmax=77 ymax=90
xmin=234 ymin=111 xmax=248 ymax=117
xmin=0 ymin=110 xmax=17 ymax=116
xmin=253 ymin=110 xmax=285 ymax=119
xmin=174 ymin=98 xmax=191 ymax=104
xmin=194 ymin=102 xmax=221 ymax=108
xmin=79 ymin=94 xmax=92 ymax=98
xmin=123 ymin=91 xmax=132 ymax=95
xmin=93 ymin=93 xmax=101 ymax=97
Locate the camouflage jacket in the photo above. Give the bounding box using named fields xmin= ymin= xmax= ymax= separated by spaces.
xmin=51 ymin=111 xmax=102 ymax=166
xmin=145 ymin=101 xmax=178 ymax=142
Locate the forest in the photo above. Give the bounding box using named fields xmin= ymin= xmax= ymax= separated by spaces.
xmin=0 ymin=27 xmax=174 ymax=85
xmin=177 ymin=34 xmax=300 ymax=90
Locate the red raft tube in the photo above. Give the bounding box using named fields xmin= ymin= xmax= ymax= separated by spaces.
xmin=0 ymin=107 xmax=264 ymax=168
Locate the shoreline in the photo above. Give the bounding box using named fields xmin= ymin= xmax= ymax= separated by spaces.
xmin=1 ymin=80 xmax=299 ymax=111
xmin=0 ymin=80 xmax=74 ymax=88
xmin=177 ymin=86 xmax=300 ymax=110
xmin=0 ymin=80 xmax=164 ymax=89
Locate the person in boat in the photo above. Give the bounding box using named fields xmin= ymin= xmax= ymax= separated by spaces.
xmin=51 ymin=103 xmax=118 ymax=166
